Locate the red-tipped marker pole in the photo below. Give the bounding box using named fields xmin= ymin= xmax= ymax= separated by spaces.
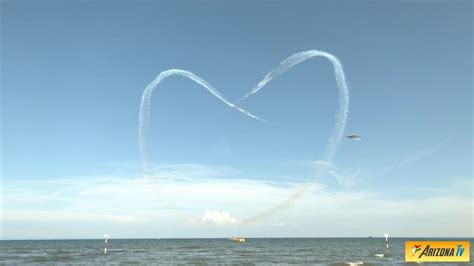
xmin=104 ymin=234 xmax=109 ymax=255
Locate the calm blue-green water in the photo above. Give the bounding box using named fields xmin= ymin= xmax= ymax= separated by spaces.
xmin=0 ymin=238 xmax=471 ymax=265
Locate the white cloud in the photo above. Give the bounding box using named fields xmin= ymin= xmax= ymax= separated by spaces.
xmin=1 ymin=164 xmax=472 ymax=239
xmin=193 ymin=210 xmax=242 ymax=226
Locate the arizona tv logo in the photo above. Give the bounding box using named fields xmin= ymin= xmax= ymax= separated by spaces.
xmin=406 ymin=241 xmax=470 ymax=262
xmin=410 ymin=244 xmax=422 ymax=256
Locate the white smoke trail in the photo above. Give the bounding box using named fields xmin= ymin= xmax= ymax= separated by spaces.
xmin=139 ymin=69 xmax=271 ymax=176
xmin=238 ymin=50 xmax=350 ymax=224
xmin=138 ymin=49 xmax=350 ymax=224
xmin=237 ymin=50 xmax=349 ymax=161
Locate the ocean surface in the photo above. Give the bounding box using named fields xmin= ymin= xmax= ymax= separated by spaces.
xmin=0 ymin=238 xmax=472 ymax=265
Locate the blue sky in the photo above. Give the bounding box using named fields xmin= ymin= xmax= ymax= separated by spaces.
xmin=1 ymin=0 xmax=472 ymax=239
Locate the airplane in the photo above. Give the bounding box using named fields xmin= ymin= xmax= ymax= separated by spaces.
xmin=346 ymin=134 xmax=361 ymax=140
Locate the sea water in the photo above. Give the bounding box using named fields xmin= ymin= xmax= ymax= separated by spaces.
xmin=0 ymin=238 xmax=472 ymax=265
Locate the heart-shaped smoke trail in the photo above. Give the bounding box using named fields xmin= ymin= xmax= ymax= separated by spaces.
xmin=138 ymin=50 xmax=349 ymax=224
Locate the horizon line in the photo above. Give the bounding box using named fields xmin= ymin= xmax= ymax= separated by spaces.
xmin=1 ymin=236 xmax=473 ymax=241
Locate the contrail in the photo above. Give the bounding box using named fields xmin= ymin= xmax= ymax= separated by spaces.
xmin=139 ymin=69 xmax=272 ymax=176
xmin=374 ymin=136 xmax=451 ymax=178
xmin=239 ymin=50 xmax=350 ymax=224
xmin=138 ymin=49 xmax=350 ymax=224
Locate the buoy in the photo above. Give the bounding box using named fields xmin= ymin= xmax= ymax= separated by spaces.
xmin=104 ymin=234 xmax=109 ymax=255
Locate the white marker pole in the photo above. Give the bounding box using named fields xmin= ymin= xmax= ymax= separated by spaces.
xmin=104 ymin=234 xmax=109 ymax=255
xmin=384 ymin=233 xmax=389 ymax=250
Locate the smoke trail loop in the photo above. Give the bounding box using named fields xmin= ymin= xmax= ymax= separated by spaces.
xmin=139 ymin=69 xmax=274 ymax=176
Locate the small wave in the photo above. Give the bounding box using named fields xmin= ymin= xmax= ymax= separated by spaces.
xmin=27 ymin=254 xmax=73 ymax=263
xmin=373 ymin=253 xmax=384 ymax=257
xmin=233 ymin=250 xmax=253 ymax=254
xmin=331 ymin=261 xmax=370 ymax=266
xmin=129 ymin=249 xmax=149 ymax=254
xmin=106 ymin=248 xmax=129 ymax=253
xmin=179 ymin=245 xmax=201 ymax=250
xmin=48 ymin=250 xmax=71 ymax=255
xmin=51 ymin=255 xmax=73 ymax=262
xmin=297 ymin=248 xmax=314 ymax=252
xmin=345 ymin=262 xmax=364 ymax=266
xmin=28 ymin=256 xmax=49 ymax=263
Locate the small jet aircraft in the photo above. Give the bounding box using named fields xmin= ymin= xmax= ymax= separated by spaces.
xmin=346 ymin=134 xmax=361 ymax=140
